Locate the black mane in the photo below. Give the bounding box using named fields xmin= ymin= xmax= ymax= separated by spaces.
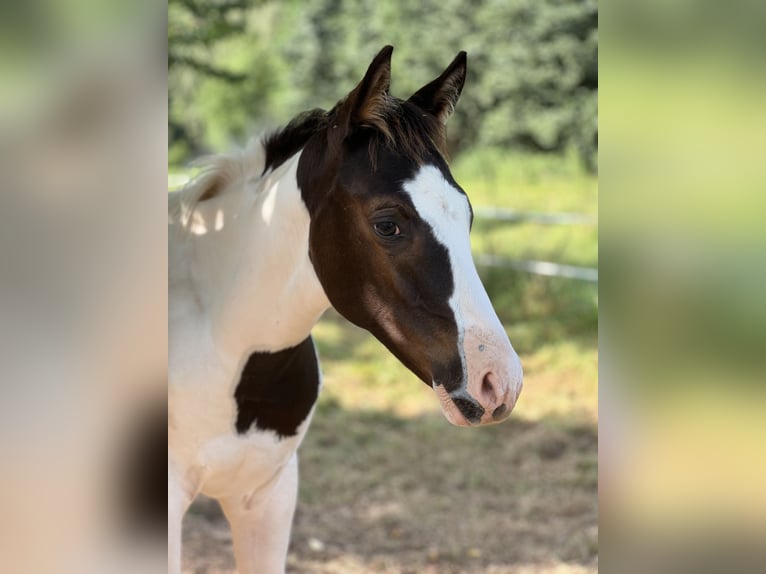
xmin=261 ymin=108 xmax=329 ymax=174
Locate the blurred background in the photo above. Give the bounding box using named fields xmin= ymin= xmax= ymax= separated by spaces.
xmin=170 ymin=1 xmax=598 ymax=573
xmin=1 ymin=1 xmax=167 ymax=573
xmin=600 ymin=1 xmax=766 ymax=572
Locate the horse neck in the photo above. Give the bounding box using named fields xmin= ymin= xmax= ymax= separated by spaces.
xmin=201 ymin=152 xmax=330 ymax=360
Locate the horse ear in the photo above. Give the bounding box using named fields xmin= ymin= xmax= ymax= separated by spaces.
xmin=408 ymin=51 xmax=467 ymax=125
xmin=334 ymin=45 xmax=394 ymax=139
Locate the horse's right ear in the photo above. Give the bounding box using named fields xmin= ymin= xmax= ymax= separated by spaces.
xmin=408 ymin=51 xmax=467 ymax=125
xmin=332 ymin=46 xmax=394 ymax=141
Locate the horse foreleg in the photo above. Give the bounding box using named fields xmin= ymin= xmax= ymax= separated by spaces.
xmin=168 ymin=459 xmax=198 ymax=574
xmin=220 ymin=454 xmax=299 ymax=574
xmin=168 ymin=469 xmax=184 ymax=574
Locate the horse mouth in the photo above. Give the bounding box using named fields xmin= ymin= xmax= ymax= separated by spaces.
xmin=432 ymin=382 xmax=474 ymax=427
xmin=432 ymin=380 xmax=518 ymax=427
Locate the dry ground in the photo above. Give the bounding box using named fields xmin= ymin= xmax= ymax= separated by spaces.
xmin=182 ymin=409 xmax=597 ymax=574
xmin=182 ymin=312 xmax=598 ymax=574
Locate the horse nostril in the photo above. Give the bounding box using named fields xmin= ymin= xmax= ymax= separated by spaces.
xmin=492 ymin=404 xmax=508 ymax=420
xmin=481 ymin=372 xmax=498 ymax=404
xmin=482 ymin=373 xmax=492 ymax=393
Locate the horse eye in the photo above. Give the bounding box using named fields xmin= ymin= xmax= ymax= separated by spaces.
xmin=373 ymin=221 xmax=400 ymax=238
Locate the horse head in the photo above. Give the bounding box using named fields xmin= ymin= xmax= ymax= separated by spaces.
xmin=298 ymin=46 xmax=523 ymax=426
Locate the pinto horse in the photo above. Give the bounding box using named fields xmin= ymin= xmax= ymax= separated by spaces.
xmin=168 ymin=46 xmax=523 ymax=574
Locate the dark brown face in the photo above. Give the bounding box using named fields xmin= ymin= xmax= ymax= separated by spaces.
xmin=303 ymin=133 xmax=464 ymax=390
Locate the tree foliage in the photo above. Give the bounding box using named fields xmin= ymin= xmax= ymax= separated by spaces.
xmin=169 ymin=0 xmax=597 ymax=170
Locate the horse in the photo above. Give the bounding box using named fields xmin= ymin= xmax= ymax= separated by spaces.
xmin=168 ymin=45 xmax=523 ymax=574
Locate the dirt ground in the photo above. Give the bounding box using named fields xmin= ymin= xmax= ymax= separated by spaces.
xmin=181 ymin=406 xmax=597 ymax=574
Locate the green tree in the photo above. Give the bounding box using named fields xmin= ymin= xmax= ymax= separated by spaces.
xmin=168 ymin=0 xmax=255 ymax=160
xmin=168 ymin=0 xmax=598 ymax=171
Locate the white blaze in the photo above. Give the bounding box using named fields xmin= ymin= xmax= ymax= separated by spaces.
xmin=400 ymin=165 xmax=523 ymax=416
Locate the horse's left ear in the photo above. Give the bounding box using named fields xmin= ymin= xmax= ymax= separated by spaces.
xmin=408 ymin=51 xmax=467 ymax=125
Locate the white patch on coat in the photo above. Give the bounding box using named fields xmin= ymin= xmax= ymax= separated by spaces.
xmin=169 ymin=146 xmax=328 ymax=512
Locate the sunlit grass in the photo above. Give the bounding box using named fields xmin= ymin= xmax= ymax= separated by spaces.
xmin=457 ymin=148 xmax=598 ymax=267
xmin=452 ymin=147 xmax=598 ymax=215
xmin=472 ymin=220 xmax=598 ymax=267
xmin=314 ymin=299 xmax=598 ymax=425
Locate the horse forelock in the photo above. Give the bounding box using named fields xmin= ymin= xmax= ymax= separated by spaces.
xmin=342 ymin=97 xmax=449 ymax=169
xmin=264 ymin=97 xmax=449 ymax=176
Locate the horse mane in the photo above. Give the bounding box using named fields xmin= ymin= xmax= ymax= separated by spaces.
xmin=170 ymin=139 xmax=266 ymax=226
xmin=170 ymin=96 xmax=447 ymax=225
xmin=262 ymin=109 xmax=330 ymax=173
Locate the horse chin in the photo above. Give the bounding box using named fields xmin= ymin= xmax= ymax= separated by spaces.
xmin=440 ymin=404 xmax=473 ymax=427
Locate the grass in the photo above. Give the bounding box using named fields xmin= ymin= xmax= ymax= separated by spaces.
xmin=181 ymin=149 xmax=598 ymax=573
xmin=454 ymin=148 xmax=598 ymax=271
